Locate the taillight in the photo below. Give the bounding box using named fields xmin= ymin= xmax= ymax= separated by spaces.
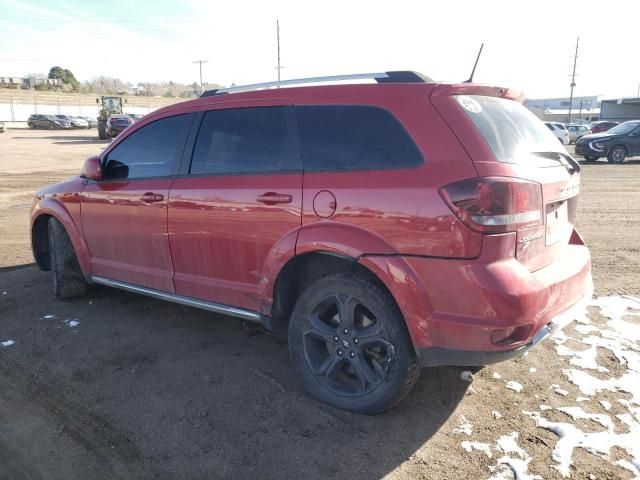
xmin=439 ymin=177 xmax=542 ymax=233
xmin=127 ymin=118 xmax=133 ymax=124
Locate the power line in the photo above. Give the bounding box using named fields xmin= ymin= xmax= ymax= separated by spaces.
xmin=193 ymin=60 xmax=207 ymax=93
xmin=567 ymin=37 xmax=579 ymax=122
xmin=275 ymin=19 xmax=284 ymax=86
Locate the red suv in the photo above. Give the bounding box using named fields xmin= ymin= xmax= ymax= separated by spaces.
xmin=30 ymin=71 xmax=592 ymax=414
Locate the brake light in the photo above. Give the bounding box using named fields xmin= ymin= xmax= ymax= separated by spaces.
xmin=127 ymin=117 xmax=133 ymax=124
xmin=439 ymin=177 xmax=542 ymax=233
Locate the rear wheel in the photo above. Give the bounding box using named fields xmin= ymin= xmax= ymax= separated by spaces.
xmin=48 ymin=218 xmax=88 ymax=299
xmin=288 ymin=272 xmax=420 ymax=414
xmin=583 ymin=155 xmax=599 ymax=162
xmin=28 ymin=122 xmax=35 ymax=129
xmin=607 ymin=145 xmax=626 ymax=164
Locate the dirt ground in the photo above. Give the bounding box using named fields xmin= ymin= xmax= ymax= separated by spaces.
xmin=1 ymin=129 xmax=639 ymax=479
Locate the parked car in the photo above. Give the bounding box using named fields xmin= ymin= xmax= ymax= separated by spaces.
xmin=127 ymin=113 xmax=144 ymax=123
xmin=82 ymin=117 xmax=98 ymax=128
xmin=106 ymin=113 xmax=133 ymax=138
xmin=575 ymin=120 xmax=640 ymax=163
xmin=589 ymin=121 xmax=619 ymax=134
xmin=566 ymin=124 xmax=591 ymax=144
xmin=54 ymin=115 xmax=88 ymax=129
xmin=30 ymin=71 xmax=592 ymax=414
xmin=544 ymin=122 xmax=570 ymax=145
xmin=27 ymin=114 xmax=71 ymax=129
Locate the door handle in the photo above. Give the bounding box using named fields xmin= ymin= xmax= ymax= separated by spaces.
xmin=256 ymin=192 xmax=293 ymax=205
xmin=140 ymin=192 xmax=164 ymax=203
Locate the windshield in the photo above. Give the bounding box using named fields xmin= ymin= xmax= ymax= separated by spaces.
xmin=608 ymin=122 xmax=640 ymax=135
xmin=454 ymin=95 xmax=562 ymax=163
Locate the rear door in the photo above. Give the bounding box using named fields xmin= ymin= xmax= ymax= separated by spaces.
xmin=168 ymin=100 xmax=302 ymax=311
xmin=81 ymin=112 xmax=194 ymax=291
xmin=431 ymin=87 xmax=579 ymax=271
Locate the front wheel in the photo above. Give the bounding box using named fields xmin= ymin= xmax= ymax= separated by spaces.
xmin=288 ymin=272 xmax=420 ymax=414
xmin=98 ymin=121 xmax=107 ymax=140
xmin=608 ymin=146 xmax=626 ymax=164
xmin=48 ymin=218 xmax=88 ymax=299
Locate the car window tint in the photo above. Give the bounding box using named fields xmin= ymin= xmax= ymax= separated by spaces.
xmin=545 ymin=123 xmax=555 ymax=131
xmin=296 ymin=105 xmax=423 ymax=172
xmin=104 ymin=113 xmax=191 ymax=180
xmin=190 ymin=106 xmax=294 ymax=175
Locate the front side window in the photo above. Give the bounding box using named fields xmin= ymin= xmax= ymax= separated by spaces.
xmin=296 ymin=105 xmax=423 ymax=172
xmin=103 ymin=113 xmax=191 ymax=180
xmin=190 ymin=106 xmax=296 ymax=175
xmin=608 ymin=121 xmax=640 ymax=135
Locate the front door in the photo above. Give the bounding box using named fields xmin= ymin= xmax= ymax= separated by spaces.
xmin=81 ymin=113 xmax=194 ymax=291
xmin=168 ymin=102 xmax=302 ymax=312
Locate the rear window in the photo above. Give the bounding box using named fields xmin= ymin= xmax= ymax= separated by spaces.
xmin=296 ymin=105 xmax=423 ymax=172
xmin=455 ymin=95 xmax=561 ymax=163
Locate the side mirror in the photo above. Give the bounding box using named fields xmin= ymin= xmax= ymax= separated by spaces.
xmin=82 ymin=155 xmax=102 ymax=180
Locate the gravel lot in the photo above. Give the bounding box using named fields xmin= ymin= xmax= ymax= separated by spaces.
xmin=1 ymin=129 xmax=639 ymax=479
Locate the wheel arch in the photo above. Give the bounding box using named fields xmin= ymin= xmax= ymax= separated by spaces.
xmin=269 ymin=250 xmax=401 ymax=334
xmin=31 ymin=198 xmax=91 ymax=275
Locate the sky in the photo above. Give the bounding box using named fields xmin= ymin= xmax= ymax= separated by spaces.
xmin=1 ymin=0 xmax=639 ymax=99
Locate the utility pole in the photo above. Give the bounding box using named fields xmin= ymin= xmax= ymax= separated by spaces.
xmin=567 ymin=37 xmax=579 ymax=123
xmin=275 ymin=19 xmax=283 ymax=86
xmin=193 ymin=59 xmax=207 ymax=93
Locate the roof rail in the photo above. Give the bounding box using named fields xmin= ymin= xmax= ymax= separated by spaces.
xmin=200 ymin=71 xmax=431 ymax=97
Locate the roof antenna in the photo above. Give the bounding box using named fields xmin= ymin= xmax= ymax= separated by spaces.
xmin=465 ymin=43 xmax=484 ymax=83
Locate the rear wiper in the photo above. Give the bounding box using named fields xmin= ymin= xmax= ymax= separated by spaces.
xmin=530 ymin=151 xmax=581 ymax=174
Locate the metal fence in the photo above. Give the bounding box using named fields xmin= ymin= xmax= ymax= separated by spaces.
xmin=0 ymin=91 xmax=185 ymax=122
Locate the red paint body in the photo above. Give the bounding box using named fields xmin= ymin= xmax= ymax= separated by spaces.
xmin=30 ymin=81 xmax=592 ymax=361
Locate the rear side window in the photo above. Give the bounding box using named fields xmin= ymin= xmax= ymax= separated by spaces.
xmin=103 ymin=113 xmax=191 ymax=179
xmin=190 ymin=106 xmax=297 ymax=175
xmin=296 ymin=105 xmax=423 ymax=172
xmin=456 ymin=96 xmax=561 ymax=163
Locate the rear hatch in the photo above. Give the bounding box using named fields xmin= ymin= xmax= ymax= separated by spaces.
xmin=431 ymin=86 xmax=580 ymax=271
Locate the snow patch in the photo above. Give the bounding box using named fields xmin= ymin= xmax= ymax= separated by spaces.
xmin=550 ymin=384 xmax=569 ymax=397
xmin=63 ymin=319 xmax=80 ymax=328
xmin=43 ymin=314 xmax=56 ymax=319
xmin=461 ymin=440 xmax=492 ymax=458
xmin=488 ymin=432 xmax=542 ymax=480
xmin=525 ymin=409 xmax=640 ymax=478
xmin=506 ymin=381 xmax=523 ymax=393
xmin=493 ymin=372 xmax=502 ymax=379
xmin=1 ymin=340 xmax=15 ymax=347
xmin=453 ymin=415 xmax=473 ymax=436
xmin=492 ymin=410 xmax=503 ymax=419
xmin=599 ymin=400 xmax=612 ymax=411
xmin=460 ymin=370 xmax=474 ymax=382
xmin=528 ymin=367 xmax=537 ymax=373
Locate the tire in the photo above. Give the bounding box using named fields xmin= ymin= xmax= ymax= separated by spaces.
xmin=583 ymin=155 xmax=599 ymax=162
xmin=48 ymin=218 xmax=88 ymax=299
xmin=28 ymin=122 xmax=35 ymax=129
xmin=98 ymin=121 xmax=107 ymax=140
xmin=607 ymin=145 xmax=626 ymax=164
xmin=288 ymin=272 xmax=421 ymax=414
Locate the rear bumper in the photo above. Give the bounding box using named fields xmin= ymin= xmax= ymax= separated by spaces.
xmin=402 ymin=230 xmax=592 ymax=366
xmin=416 ymin=282 xmax=593 ymax=366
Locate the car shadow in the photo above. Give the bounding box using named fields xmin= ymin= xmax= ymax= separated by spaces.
xmin=10 ymin=134 xmax=106 ymax=145
xmin=0 ymin=266 xmax=469 ymax=480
